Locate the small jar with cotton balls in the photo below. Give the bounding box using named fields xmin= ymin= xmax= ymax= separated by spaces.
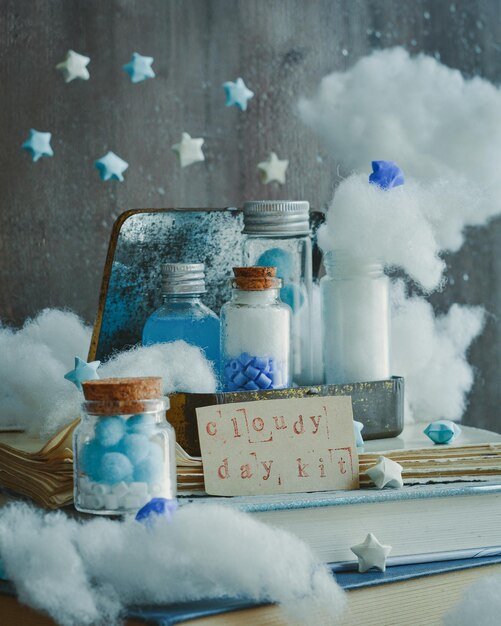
xmin=241 ymin=200 xmax=315 ymax=386
xmin=74 ymin=377 xmax=176 ymax=515
xmin=220 ymin=266 xmax=291 ymax=392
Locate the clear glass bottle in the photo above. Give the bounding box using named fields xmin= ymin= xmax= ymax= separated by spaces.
xmin=74 ymin=377 xmax=176 ymax=515
xmin=142 ymin=263 xmax=220 ymax=372
xmin=242 ymin=200 xmax=314 ymax=386
xmin=321 ymin=252 xmax=390 ymax=384
xmin=220 ymin=267 xmax=291 ymax=391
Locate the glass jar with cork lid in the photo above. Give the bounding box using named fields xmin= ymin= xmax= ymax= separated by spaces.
xmin=220 ymin=267 xmax=291 ymax=392
xmin=74 ymin=377 xmax=176 ymax=515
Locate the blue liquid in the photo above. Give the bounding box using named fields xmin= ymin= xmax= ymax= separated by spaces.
xmin=143 ymin=312 xmax=221 ymax=372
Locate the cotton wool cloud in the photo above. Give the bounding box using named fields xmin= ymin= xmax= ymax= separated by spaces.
xmin=0 ymin=309 xmax=217 ymax=436
xmin=0 ymin=502 xmax=346 ymax=626
xmin=299 ymin=47 xmax=499 ymax=252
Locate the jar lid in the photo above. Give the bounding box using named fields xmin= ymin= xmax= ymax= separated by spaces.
xmin=232 ymin=266 xmax=282 ymax=290
xmin=82 ymin=377 xmax=164 ymax=416
xmin=242 ymin=200 xmax=310 ymax=236
xmin=161 ymin=262 xmax=206 ymax=294
xmin=82 ymin=377 xmax=162 ymax=401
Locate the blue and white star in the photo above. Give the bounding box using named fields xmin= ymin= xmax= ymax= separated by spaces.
xmin=353 ymin=420 xmax=364 ymax=448
xmin=95 ymin=151 xmax=129 ymax=181
xmin=123 ymin=52 xmax=155 ymax=83
xmin=223 ymin=77 xmax=254 ymax=111
xmin=172 ymin=132 xmax=205 ymax=168
xmin=56 ymin=50 xmax=90 ymax=83
xmin=64 ymin=357 xmax=100 ymax=391
xmin=22 ymin=130 xmax=53 ymax=162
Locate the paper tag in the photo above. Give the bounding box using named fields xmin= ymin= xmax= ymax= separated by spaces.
xmin=196 ymin=396 xmax=359 ymax=496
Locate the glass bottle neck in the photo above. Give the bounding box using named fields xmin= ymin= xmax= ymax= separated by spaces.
xmin=324 ymin=251 xmax=384 ymax=279
xmin=231 ymin=288 xmax=281 ymax=305
xmin=162 ymin=292 xmax=203 ymax=303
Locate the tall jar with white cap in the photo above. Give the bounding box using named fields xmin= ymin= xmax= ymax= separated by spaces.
xmin=321 ymin=251 xmax=390 ymax=384
xmin=242 ymin=201 xmax=314 ymax=386
xmin=220 ymin=267 xmax=291 ymax=392
xmin=142 ymin=263 xmax=220 ymax=372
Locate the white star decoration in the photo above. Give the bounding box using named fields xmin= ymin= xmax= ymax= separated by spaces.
xmin=56 ymin=50 xmax=90 ymax=83
xmin=22 ymin=129 xmax=53 ymax=162
xmin=351 ymin=533 xmax=392 ymax=573
xmin=258 ymin=152 xmax=289 ymax=184
xmin=223 ymin=77 xmax=254 ymax=111
xmin=172 ymin=132 xmax=205 ymax=168
xmin=95 ymin=151 xmax=129 ymax=182
xmin=123 ymin=52 xmax=155 ymax=83
xmin=353 ymin=420 xmax=364 ymax=447
xmin=366 ymin=455 xmax=404 ymax=489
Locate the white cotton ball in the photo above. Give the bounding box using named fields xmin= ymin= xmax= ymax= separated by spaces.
xmin=0 ymin=503 xmax=346 ymax=626
xmin=299 ymin=47 xmax=498 ymax=254
xmin=391 ymin=281 xmax=485 ymax=422
xmin=317 ymin=175 xmax=447 ymax=291
xmin=100 ymin=340 xmax=217 ymax=394
xmin=0 ymin=310 xmax=91 ymax=435
xmin=443 ymin=573 xmax=501 ymax=626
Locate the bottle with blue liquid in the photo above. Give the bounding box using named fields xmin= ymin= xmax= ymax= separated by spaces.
xmin=142 ymin=263 xmax=220 ymax=372
xmin=242 ymin=201 xmax=314 ymax=386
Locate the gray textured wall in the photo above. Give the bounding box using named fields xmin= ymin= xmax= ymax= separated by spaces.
xmin=0 ymin=0 xmax=500 ymax=430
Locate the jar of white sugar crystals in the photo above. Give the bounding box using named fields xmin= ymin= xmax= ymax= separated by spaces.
xmin=321 ymin=252 xmax=390 ymax=385
xmin=74 ymin=377 xmax=176 ymax=515
xmin=242 ymin=200 xmax=314 ymax=386
xmin=221 ymin=267 xmax=291 ymax=392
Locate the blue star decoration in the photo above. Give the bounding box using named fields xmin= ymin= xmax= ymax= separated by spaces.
xmin=369 ymin=160 xmax=405 ymax=190
xmin=223 ymin=77 xmax=254 ymax=111
xmin=123 ymin=52 xmax=155 ymax=83
xmin=95 ymin=151 xmax=129 ymax=181
xmin=135 ymin=498 xmax=178 ymax=525
xmin=22 ymin=129 xmax=53 ymax=162
xmin=64 ymin=357 xmax=100 ymax=391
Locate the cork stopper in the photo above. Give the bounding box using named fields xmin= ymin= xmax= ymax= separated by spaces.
xmin=232 ymin=266 xmax=281 ymax=290
xmin=82 ymin=377 xmax=163 ymax=416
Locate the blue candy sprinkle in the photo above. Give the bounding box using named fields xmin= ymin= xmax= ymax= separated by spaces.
xmin=369 ymin=160 xmax=405 ymax=190
xmin=244 ymin=380 xmax=259 ymax=391
xmin=256 ymin=372 xmax=272 ymax=389
xmin=229 ymin=359 xmax=242 ymax=372
xmin=254 ymin=357 xmax=268 ymax=370
xmin=120 ymin=433 xmax=150 ymax=464
xmin=244 ymin=365 xmax=260 ymax=380
xmin=135 ymin=498 xmax=178 ymax=524
xmin=127 ymin=413 xmax=156 ymax=434
xmin=233 ymin=372 xmax=247 ymax=386
xmin=134 ymin=456 xmax=164 ymax=483
xmin=95 ymin=416 xmax=125 ymax=448
xmin=238 ymin=352 xmax=253 ymax=367
xmin=100 ymin=452 xmax=134 ymax=483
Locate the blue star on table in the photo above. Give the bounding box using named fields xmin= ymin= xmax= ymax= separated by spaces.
xmin=223 ymin=77 xmax=254 ymax=111
xmin=123 ymin=52 xmax=155 ymax=83
xmin=22 ymin=129 xmax=53 ymax=162
xmin=64 ymin=357 xmax=100 ymax=391
xmin=95 ymin=151 xmax=129 ymax=181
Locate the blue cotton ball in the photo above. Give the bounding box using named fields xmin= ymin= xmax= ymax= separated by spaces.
xmin=134 ymin=456 xmax=164 ymax=483
xmin=80 ymin=439 xmax=104 ymax=481
xmin=127 ymin=413 xmax=156 ymax=434
xmin=100 ymin=452 xmax=133 ymax=483
xmin=119 ymin=434 xmax=150 ymax=465
xmin=95 ymin=416 xmax=125 ymax=448
xmin=257 ymin=248 xmax=293 ymax=280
